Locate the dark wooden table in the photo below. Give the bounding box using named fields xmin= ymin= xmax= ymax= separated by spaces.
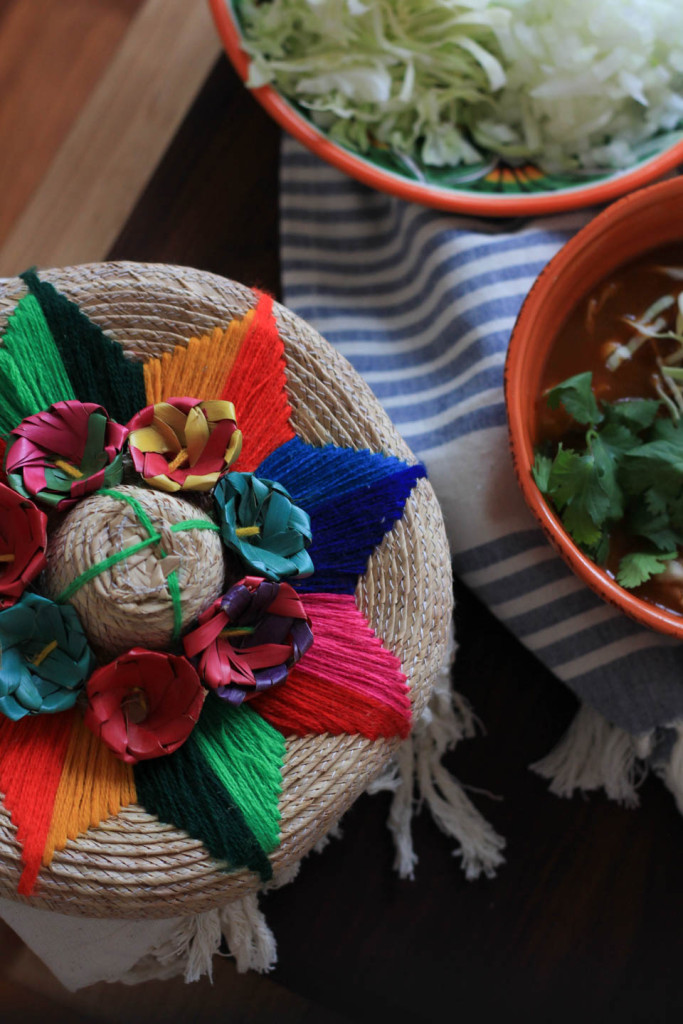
xmin=110 ymin=56 xmax=683 ymax=1024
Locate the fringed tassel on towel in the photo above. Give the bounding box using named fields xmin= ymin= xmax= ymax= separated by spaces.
xmin=367 ymin=633 xmax=506 ymax=880
xmin=118 ymin=893 xmax=277 ymax=985
xmin=219 ymin=893 xmax=277 ymax=974
xmin=531 ymin=702 xmax=651 ymax=807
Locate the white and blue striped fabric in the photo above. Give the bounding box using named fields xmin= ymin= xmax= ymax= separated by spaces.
xmin=280 ymin=137 xmax=683 ymax=742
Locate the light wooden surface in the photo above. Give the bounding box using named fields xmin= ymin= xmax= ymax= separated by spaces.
xmin=0 ymin=0 xmax=222 ymax=275
xmin=0 ymin=0 xmax=144 ymax=246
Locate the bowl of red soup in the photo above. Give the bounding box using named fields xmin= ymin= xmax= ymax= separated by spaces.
xmin=506 ymin=175 xmax=683 ymax=637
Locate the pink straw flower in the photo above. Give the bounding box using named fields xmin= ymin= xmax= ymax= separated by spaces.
xmin=4 ymin=401 xmax=127 ymax=510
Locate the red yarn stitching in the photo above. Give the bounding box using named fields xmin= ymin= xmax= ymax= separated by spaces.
xmin=220 ymin=292 xmax=295 ymax=471
xmin=256 ymin=594 xmax=412 ymax=740
xmin=0 ymin=710 xmax=75 ymax=894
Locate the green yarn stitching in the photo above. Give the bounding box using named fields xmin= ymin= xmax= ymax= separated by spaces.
xmin=99 ymin=487 xmax=156 ymax=535
xmin=55 ymin=534 xmax=162 ymax=604
xmin=166 ymin=570 xmax=183 ymax=642
xmin=0 ymin=293 xmax=75 ymax=435
xmin=194 ymin=696 xmax=284 ymax=852
xmin=55 ymin=488 xmax=214 ymax=643
xmin=134 ymin=736 xmax=273 ymax=881
xmin=170 ymin=520 xmax=220 ymax=533
xmin=21 ymin=269 xmax=147 ymax=423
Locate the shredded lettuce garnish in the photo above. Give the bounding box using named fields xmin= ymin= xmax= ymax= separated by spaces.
xmin=238 ymin=0 xmax=683 ymax=173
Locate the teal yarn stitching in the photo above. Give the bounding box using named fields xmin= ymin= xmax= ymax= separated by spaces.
xmin=193 ymin=696 xmax=284 ymax=853
xmin=21 ymin=269 xmax=147 ymax=423
xmin=134 ymin=735 xmax=273 ymax=881
xmin=0 ymin=293 xmax=75 ymax=435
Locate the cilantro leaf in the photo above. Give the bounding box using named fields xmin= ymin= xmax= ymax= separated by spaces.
xmin=587 ymin=431 xmax=624 ymax=520
xmin=545 ymin=372 xmax=601 ymax=427
xmin=533 ymin=373 xmax=683 ymax=580
xmin=616 ymin=550 xmax=677 ymax=589
xmin=627 ymin=494 xmax=682 ymax=551
xmin=597 ymin=422 xmax=642 ymax=460
xmin=644 ymin=487 xmax=669 ymax=516
xmin=649 ymin=417 xmax=683 ymax=443
xmin=602 ymin=398 xmax=661 ymax=433
xmin=620 ymin=439 xmax=683 ymax=497
xmin=532 ymin=453 xmax=552 ymax=492
xmin=665 ymin=492 xmax=683 ymax=532
xmin=545 ymin=444 xmax=617 ymax=548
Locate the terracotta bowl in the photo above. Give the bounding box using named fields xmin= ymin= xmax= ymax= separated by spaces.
xmin=506 ymin=175 xmax=683 ymax=637
xmin=210 ymin=0 xmax=683 ymax=218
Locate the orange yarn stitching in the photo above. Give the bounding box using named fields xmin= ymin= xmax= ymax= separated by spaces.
xmin=143 ymin=313 xmax=255 ymax=404
xmin=42 ymin=716 xmax=136 ymax=866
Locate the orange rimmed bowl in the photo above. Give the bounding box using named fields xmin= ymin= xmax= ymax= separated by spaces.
xmin=210 ymin=0 xmax=683 ymax=218
xmin=506 ymin=175 xmax=683 ymax=637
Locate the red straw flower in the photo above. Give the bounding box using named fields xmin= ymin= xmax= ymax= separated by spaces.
xmin=84 ymin=649 xmax=206 ymax=764
xmin=127 ymin=398 xmax=242 ymax=493
xmin=0 ymin=484 xmax=48 ymax=609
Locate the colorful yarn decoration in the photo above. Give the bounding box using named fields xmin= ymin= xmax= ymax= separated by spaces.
xmin=20 ymin=269 xmax=147 ymax=424
xmin=0 ymin=273 xmax=424 ymax=895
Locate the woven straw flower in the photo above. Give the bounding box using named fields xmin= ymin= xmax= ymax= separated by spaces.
xmin=183 ymin=576 xmax=314 ymax=706
xmin=214 ymin=472 xmax=313 ymax=581
xmin=84 ymin=648 xmax=206 ymax=764
xmin=4 ymin=401 xmax=128 ymax=510
xmin=0 ymin=484 xmax=48 ymax=610
xmin=0 ymin=594 xmax=94 ymax=721
xmin=127 ymin=398 xmax=242 ymax=493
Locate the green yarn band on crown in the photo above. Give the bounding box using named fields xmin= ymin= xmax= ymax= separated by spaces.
xmin=21 ymin=269 xmax=147 ymax=423
xmin=134 ymin=734 xmax=274 ymax=881
xmin=194 ymin=696 xmax=284 ymax=853
xmin=55 ymin=488 xmax=220 ymax=644
xmin=0 ymin=294 xmax=75 ymax=435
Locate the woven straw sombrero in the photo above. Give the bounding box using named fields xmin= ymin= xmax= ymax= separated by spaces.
xmin=0 ymin=262 xmax=452 ymax=919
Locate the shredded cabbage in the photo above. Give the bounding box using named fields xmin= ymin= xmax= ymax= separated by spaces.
xmin=239 ymin=0 xmax=683 ymax=172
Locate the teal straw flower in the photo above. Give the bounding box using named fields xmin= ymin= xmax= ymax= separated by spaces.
xmin=0 ymin=593 xmax=94 ymax=721
xmin=214 ymin=472 xmax=313 ymax=581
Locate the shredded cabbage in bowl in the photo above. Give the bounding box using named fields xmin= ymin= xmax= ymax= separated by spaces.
xmin=239 ymin=0 xmax=683 ymax=172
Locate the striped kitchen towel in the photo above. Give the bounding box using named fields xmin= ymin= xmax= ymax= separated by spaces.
xmin=280 ymin=135 xmax=683 ymax=808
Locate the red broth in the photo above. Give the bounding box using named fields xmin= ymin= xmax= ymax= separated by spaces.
xmin=535 ymin=241 xmax=683 ymax=615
